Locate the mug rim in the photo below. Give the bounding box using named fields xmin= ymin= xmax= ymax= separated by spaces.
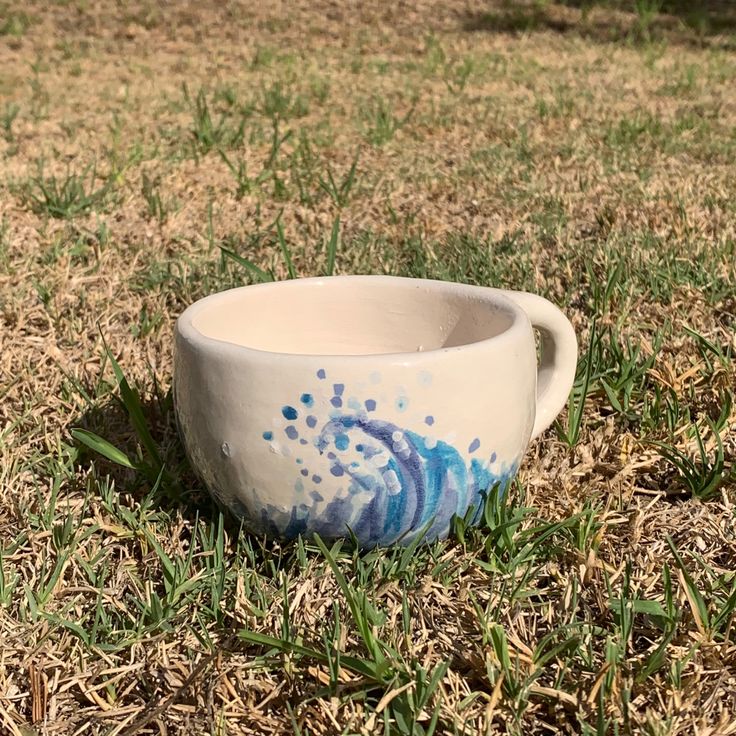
xmin=175 ymin=275 xmax=530 ymax=363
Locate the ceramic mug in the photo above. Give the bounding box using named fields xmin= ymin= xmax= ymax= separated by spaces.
xmin=174 ymin=276 xmax=577 ymax=547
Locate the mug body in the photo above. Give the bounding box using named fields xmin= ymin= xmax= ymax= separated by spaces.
xmin=174 ymin=276 xmax=538 ymax=547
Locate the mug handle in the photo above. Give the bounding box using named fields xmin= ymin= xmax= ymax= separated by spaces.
xmin=502 ymin=291 xmax=578 ymax=441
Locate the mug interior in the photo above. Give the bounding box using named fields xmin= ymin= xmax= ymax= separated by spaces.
xmin=190 ymin=278 xmax=516 ymax=356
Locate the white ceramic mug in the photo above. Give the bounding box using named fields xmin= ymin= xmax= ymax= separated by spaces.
xmin=174 ymin=276 xmax=577 ymax=547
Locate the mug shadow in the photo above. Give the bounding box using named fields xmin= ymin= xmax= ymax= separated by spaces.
xmin=72 ymin=388 xmax=217 ymax=518
xmin=70 ymin=387 xmax=289 ymax=550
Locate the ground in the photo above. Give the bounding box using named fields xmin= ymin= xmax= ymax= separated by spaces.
xmin=0 ymin=1 xmax=735 ymax=734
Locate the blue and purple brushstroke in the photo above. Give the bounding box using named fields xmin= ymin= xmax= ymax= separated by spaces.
xmin=258 ymin=370 xmax=516 ymax=546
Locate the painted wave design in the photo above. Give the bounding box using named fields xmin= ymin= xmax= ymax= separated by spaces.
xmin=254 ymin=369 xmax=517 ymax=547
xmin=292 ymin=416 xmax=511 ymax=545
xmin=259 ymin=383 xmax=517 ymax=546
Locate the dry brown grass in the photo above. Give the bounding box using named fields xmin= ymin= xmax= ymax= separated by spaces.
xmin=1 ymin=1 xmax=735 ymax=734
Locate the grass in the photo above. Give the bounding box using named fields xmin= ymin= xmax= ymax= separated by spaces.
xmin=0 ymin=0 xmax=735 ymax=734
xmin=2 ymin=102 xmax=20 ymax=142
xmin=360 ymin=96 xmax=415 ymax=146
xmin=185 ymin=85 xmax=249 ymax=156
xmin=20 ymin=162 xmax=112 ymax=219
xmin=0 ymin=6 xmax=32 ymax=37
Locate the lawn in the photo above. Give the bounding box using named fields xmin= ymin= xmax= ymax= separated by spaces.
xmin=1 ymin=1 xmax=735 ymax=734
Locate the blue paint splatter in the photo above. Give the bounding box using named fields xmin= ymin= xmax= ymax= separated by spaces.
xmin=262 ymin=431 xmax=273 ymax=441
xmin=365 ymin=399 xmax=377 ymax=412
xmin=282 ymin=406 xmax=298 ymax=420
xmin=317 ymin=369 xmax=326 ymax=379
xmin=285 ymin=426 xmax=299 ymax=440
xmin=469 ymin=438 xmax=480 ymax=453
xmin=300 ymin=393 xmax=314 ymax=407
xmin=425 ymin=415 xmax=434 ymax=426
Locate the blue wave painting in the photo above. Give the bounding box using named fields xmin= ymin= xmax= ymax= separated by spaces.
xmin=258 ymin=371 xmax=517 ymax=547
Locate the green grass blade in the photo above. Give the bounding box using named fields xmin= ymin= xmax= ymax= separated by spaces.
xmin=635 ymin=627 xmax=676 ymax=683
xmin=99 ymin=334 xmax=162 ymax=468
xmin=326 ymin=216 xmax=340 ymax=276
xmin=219 ymin=245 xmax=274 ymax=282
xmin=666 ymin=536 xmax=710 ymax=635
xmin=71 ymin=428 xmax=137 ymax=469
xmin=314 ymin=534 xmax=386 ymax=669
xmin=42 ymin=613 xmax=91 ymax=646
xmin=238 ymin=629 xmax=380 ymax=680
xmin=276 ymin=217 xmax=296 ymax=279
